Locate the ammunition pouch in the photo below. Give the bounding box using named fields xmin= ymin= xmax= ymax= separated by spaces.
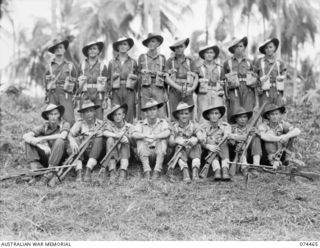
xmin=225 ymin=72 xmax=240 ymax=89
xmin=126 ymin=73 xmax=138 ymax=90
xmin=45 ymin=75 xmax=56 ymax=90
xmin=78 ymin=75 xmax=87 ymax=92
xmin=198 ymin=78 xmax=209 ymax=94
xmin=276 ymin=75 xmax=285 ymax=91
xmin=97 ymin=76 xmax=107 ymax=92
xmin=246 ymin=72 xmax=257 ymax=88
xmin=155 ymin=71 xmax=165 ymax=87
xmin=141 ymin=69 xmax=152 ymax=86
xmin=260 ymin=75 xmax=271 ymax=91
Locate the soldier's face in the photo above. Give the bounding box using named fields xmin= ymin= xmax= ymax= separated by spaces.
xmin=236 ymin=114 xmax=248 ymax=126
xmin=265 ymin=42 xmax=276 ymax=56
xmin=88 ymin=45 xmax=100 ymax=58
xmin=147 ymin=38 xmax=160 ymax=50
xmin=47 ymin=109 xmax=61 ymax=123
xmin=113 ymin=108 xmax=125 ymax=123
xmin=267 ymin=110 xmax=281 ymax=123
xmin=234 ymin=42 xmax=245 ymax=56
xmin=208 ymin=109 xmax=221 ymax=122
xmin=146 ymin=106 xmax=158 ymax=119
xmin=83 ymin=108 xmax=96 ymax=122
xmin=118 ymin=41 xmax=130 ymax=53
xmin=174 ymin=44 xmax=186 ymax=55
xmin=178 ymin=109 xmax=191 ymax=123
xmin=54 ymin=44 xmax=66 ymax=56
xmin=204 ymin=49 xmax=215 ymax=61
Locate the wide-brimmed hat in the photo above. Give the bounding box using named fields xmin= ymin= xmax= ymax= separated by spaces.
xmin=262 ymin=104 xmax=286 ymax=119
xmin=107 ymin=103 xmax=128 ymax=121
xmin=82 ymin=41 xmax=104 ymax=57
xmin=172 ymin=102 xmax=194 ymax=119
xmin=230 ymin=107 xmax=253 ymax=124
xmin=202 ymin=103 xmax=226 ymax=121
xmin=199 ymin=45 xmax=220 ymax=60
xmin=228 ymin=36 xmax=248 ymax=54
xmin=78 ymin=101 xmax=100 ymax=113
xmin=142 ymin=33 xmax=164 ymax=47
xmin=169 ymin=38 xmax=190 ymax=52
xmin=141 ymin=99 xmax=164 ymax=112
xmin=48 ymin=39 xmax=69 ymax=54
xmin=259 ymin=37 xmax=280 ymax=54
xmin=41 ymin=104 xmax=65 ymax=120
xmin=112 ymin=37 xmax=134 ymax=52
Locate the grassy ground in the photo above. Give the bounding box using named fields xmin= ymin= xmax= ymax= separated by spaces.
xmin=0 ymin=94 xmax=320 ymax=240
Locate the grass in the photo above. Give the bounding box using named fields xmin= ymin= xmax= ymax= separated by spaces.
xmin=0 ymin=94 xmax=320 ymax=240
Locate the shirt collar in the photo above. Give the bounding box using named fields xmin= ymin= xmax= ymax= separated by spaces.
xmin=147 ymin=51 xmax=159 ymax=59
xmin=143 ymin=118 xmax=160 ymax=126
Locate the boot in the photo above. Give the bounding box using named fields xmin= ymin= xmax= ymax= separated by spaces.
xmin=192 ymin=167 xmax=200 ymax=181
xmin=221 ymin=167 xmax=231 ymax=181
xmin=109 ymin=169 xmax=117 ymax=183
xmin=97 ymin=168 xmax=107 ymax=185
xmin=37 ymin=174 xmax=50 ymax=186
xmin=213 ymin=169 xmax=222 ymax=181
xmin=144 ymin=171 xmax=151 ymax=180
xmin=118 ymin=170 xmax=127 ymax=183
xmin=152 ymin=170 xmax=161 ymax=180
xmin=182 ymin=168 xmax=191 ymax=183
xmin=28 ymin=176 xmax=40 ymax=186
xmin=84 ymin=168 xmax=92 ymax=183
xmin=75 ymin=169 xmax=82 ymax=182
xmin=241 ymin=167 xmax=248 ymax=177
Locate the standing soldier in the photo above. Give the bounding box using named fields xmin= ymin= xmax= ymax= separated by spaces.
xmin=223 ymin=37 xmax=258 ymax=121
xmin=166 ymin=38 xmax=199 ymax=120
xmin=138 ymin=33 xmax=167 ymax=118
xmin=107 ymin=37 xmax=138 ymax=123
xmin=45 ymin=39 xmax=78 ymax=125
xmin=254 ymin=38 xmax=287 ymax=106
xmin=132 ymin=99 xmax=171 ymax=180
xmin=77 ymin=41 xmax=108 ymax=120
xmin=197 ymin=44 xmax=224 ymax=122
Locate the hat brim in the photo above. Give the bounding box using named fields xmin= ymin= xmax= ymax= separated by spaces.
xmin=228 ymin=37 xmax=248 ymax=54
xmin=202 ymin=106 xmax=226 ymax=121
xmin=107 ymin=104 xmax=128 ymax=121
xmin=113 ymin=38 xmax=134 ymax=52
xmin=199 ymin=45 xmax=220 ymax=60
xmin=82 ymin=42 xmax=104 ymax=57
xmin=78 ymin=105 xmax=100 ymax=113
xmin=172 ymin=105 xmax=194 ymax=119
xmin=230 ymin=110 xmax=253 ymax=124
xmin=259 ymin=38 xmax=280 ymax=54
xmin=142 ymin=35 xmax=164 ymax=47
xmin=141 ymin=102 xmax=165 ymax=112
xmin=262 ymin=106 xmax=286 ymax=119
xmin=41 ymin=105 xmax=65 ymax=120
xmin=48 ymin=40 xmax=69 ymax=54
xmin=169 ymin=38 xmax=190 ymax=52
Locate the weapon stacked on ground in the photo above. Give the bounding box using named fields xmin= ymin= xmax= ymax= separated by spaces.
xmin=47 ymin=120 xmax=109 ymax=186
xmin=199 ymin=135 xmax=229 ymax=179
xmin=166 ymin=145 xmax=184 ymax=178
xmin=229 ymin=102 xmax=267 ymax=177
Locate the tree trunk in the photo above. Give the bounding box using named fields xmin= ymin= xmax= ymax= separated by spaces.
xmin=51 ymin=0 xmax=57 ymax=36
xmin=152 ymin=0 xmax=160 ymax=33
xmin=293 ymin=41 xmax=299 ymax=102
xmin=143 ymin=0 xmax=150 ymax=34
xmin=276 ymin=0 xmax=281 ymax=58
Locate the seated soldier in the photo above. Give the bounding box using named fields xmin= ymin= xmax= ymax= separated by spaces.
xmin=100 ymin=104 xmax=133 ymax=183
xmin=201 ymin=100 xmax=231 ymax=180
xmin=68 ymin=101 xmax=105 ymax=183
xmin=23 ymin=104 xmax=70 ymax=186
xmin=131 ymin=99 xmax=170 ymax=180
xmin=169 ymin=102 xmax=204 ymax=183
xmin=228 ymin=107 xmax=262 ymax=175
xmin=258 ymin=104 xmax=302 ymax=169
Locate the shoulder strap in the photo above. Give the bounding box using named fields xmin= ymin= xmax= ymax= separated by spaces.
xmin=186 ymin=58 xmax=191 ymax=71
xmin=81 ymin=61 xmax=86 ymax=75
xmin=261 ymin=59 xmax=265 ymax=75
xmin=145 ymin=54 xmax=148 ymax=70
xmin=276 ymin=60 xmax=280 ymax=76
xmin=216 ymin=63 xmax=221 ymax=78
xmin=99 ymin=61 xmax=105 ymax=76
xmin=159 ymin=55 xmax=163 ymax=71
xmin=172 ymin=58 xmax=175 ymax=70
xmin=228 ymin=59 xmax=233 ymax=73
xmin=68 ymin=63 xmax=72 ymax=77
xmin=201 ymin=65 xmax=206 ymax=78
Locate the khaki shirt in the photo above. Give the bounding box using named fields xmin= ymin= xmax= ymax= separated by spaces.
xmin=258 ymin=120 xmax=293 ymax=137
xmin=80 ymin=59 xmax=108 ymax=84
xmin=107 ymin=55 xmax=137 ymax=81
xmin=201 ymin=121 xmax=231 ymax=145
xmin=133 ymin=118 xmax=170 ymax=136
xmin=105 ymin=121 xmax=133 ymax=137
xmin=222 ymin=56 xmax=253 ymax=79
xmin=199 ymin=62 xmax=223 ymax=84
xmin=70 ymin=119 xmax=103 ymax=139
xmin=171 ymin=120 xmax=202 ymax=139
xmin=32 ymin=120 xmax=70 ymax=137
xmin=166 ymin=55 xmax=199 ymax=79
xmin=45 ymin=59 xmax=78 ymax=87
xmin=254 ymin=57 xmax=286 ymax=83
xmin=138 ymin=52 xmax=166 ymax=74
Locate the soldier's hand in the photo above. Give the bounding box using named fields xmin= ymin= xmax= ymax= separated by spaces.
xmin=175 ymin=137 xmax=185 ymax=146
xmin=70 ymin=140 xmax=79 ymax=154
xmin=273 ymin=161 xmax=280 ymax=170
xmin=206 ymin=144 xmax=221 ymax=153
xmin=279 ymin=134 xmax=289 ymax=144
xmin=249 ymin=127 xmax=256 ymax=135
xmin=120 ymin=136 xmax=129 ymax=144
xmin=236 ymin=135 xmax=247 ymax=142
xmin=31 ymin=137 xmax=43 ymax=145
xmin=188 ymin=137 xmax=198 ymax=146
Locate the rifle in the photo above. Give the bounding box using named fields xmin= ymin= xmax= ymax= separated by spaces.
xmin=229 ymin=102 xmax=267 ymax=177
xmin=199 ymin=135 xmax=228 ymax=179
xmin=166 ymin=145 xmax=184 ymax=178
xmin=98 ymin=126 xmax=130 ymax=174
xmin=47 ymin=120 xmax=108 ymax=186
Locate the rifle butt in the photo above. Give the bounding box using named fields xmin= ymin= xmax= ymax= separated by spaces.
xmin=199 ymin=164 xmax=209 ymax=178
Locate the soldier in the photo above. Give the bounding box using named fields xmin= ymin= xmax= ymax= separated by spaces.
xmin=223 ymin=36 xmax=259 ymax=121
xmin=201 ymin=100 xmax=231 ymax=180
xmin=228 ymin=107 xmax=262 ymax=175
xmin=68 ymin=101 xmax=105 ymax=182
xmin=107 ymin=37 xmax=138 ymax=123
xmin=138 ymin=33 xmax=168 ymax=118
xmin=254 ymin=38 xmax=287 ymax=106
xmin=166 ymin=38 xmax=199 ymax=120
xmin=197 ymin=44 xmax=224 ymax=122
xmin=169 ymin=102 xmax=204 ymax=182
xmin=258 ymin=104 xmax=302 ymax=169
xmin=131 ymin=99 xmax=170 ymax=180
xmin=45 ymin=39 xmax=78 ymax=125
xmin=23 ymin=104 xmax=70 ymax=186
xmin=100 ymin=104 xmax=133 ymax=183
xmin=77 ymin=41 xmax=108 ymax=120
